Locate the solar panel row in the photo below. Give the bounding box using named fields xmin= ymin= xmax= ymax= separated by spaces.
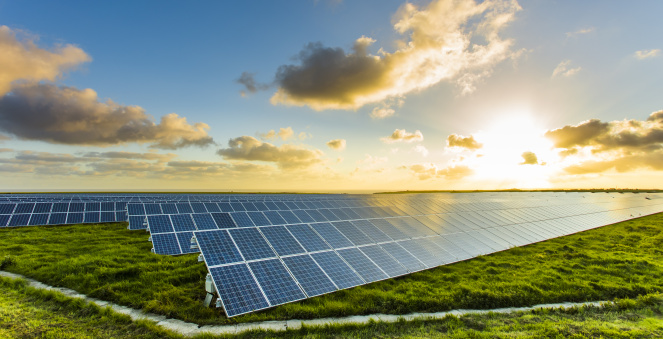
xmin=192 ymin=197 xmax=663 ymax=316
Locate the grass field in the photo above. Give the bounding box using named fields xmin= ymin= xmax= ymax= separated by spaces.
xmin=1 ymin=274 xmax=662 ymax=338
xmin=0 ymin=212 xmax=662 ymax=326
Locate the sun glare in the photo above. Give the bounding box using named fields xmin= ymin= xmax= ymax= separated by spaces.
xmin=470 ymin=112 xmax=557 ymax=188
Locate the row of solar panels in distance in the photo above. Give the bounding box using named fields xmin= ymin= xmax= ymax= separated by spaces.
xmin=130 ymin=198 xmax=649 ymax=231
xmin=198 ymin=205 xmax=663 ymax=317
xmin=142 ymin=201 xmax=663 ymax=255
xmin=125 ymin=198 xmax=604 ymax=222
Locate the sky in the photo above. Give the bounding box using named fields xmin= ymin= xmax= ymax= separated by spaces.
xmin=0 ymin=0 xmax=662 ymax=192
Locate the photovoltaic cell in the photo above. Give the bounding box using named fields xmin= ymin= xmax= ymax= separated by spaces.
xmin=192 ymin=214 xmax=218 ymax=230
xmin=211 ymin=213 xmax=236 ymax=228
xmin=147 ymin=215 xmax=174 ymax=234
xmin=358 ymin=245 xmax=407 ymax=278
xmin=152 ymin=233 xmax=181 ymax=255
xmin=260 ymin=226 xmax=306 ymax=256
xmin=209 ymin=264 xmax=270 ymax=317
xmin=228 ymin=228 xmax=276 ymax=261
xmin=176 ymin=232 xmax=197 ymax=254
xmin=281 ymin=254 xmax=337 ymax=296
xmin=332 ymin=221 xmax=374 ymax=246
xmin=248 ymin=259 xmax=306 ymax=305
xmin=48 ymin=213 xmax=67 ymax=225
xmin=230 ymin=212 xmax=255 ymax=227
xmin=195 ymin=230 xmax=243 ymax=266
xmin=379 ymin=242 xmax=426 ymax=272
xmin=311 ymin=251 xmax=364 ymax=289
xmin=170 ymin=214 xmax=197 ymax=232
xmin=310 ymin=222 xmax=353 ymax=249
xmin=286 ymin=224 xmax=331 ymax=252
xmin=247 ymin=211 xmax=271 ymax=226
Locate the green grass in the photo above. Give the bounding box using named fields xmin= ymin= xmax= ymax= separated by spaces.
xmin=0 ymin=275 xmax=181 ymax=338
xmin=1 ymin=212 xmax=662 ymax=326
xmin=2 ymin=273 xmax=662 ymax=338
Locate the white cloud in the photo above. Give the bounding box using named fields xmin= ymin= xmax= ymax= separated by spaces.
xmin=326 ymin=139 xmax=347 ymax=151
xmin=634 ymin=49 xmax=660 ymax=60
xmin=552 ymin=60 xmax=581 ymax=78
xmin=413 ymin=145 xmax=429 ymax=157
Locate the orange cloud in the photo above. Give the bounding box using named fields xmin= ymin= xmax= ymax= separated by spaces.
xmin=381 ymin=129 xmax=424 ymax=143
xmin=446 ymin=133 xmax=482 ymax=150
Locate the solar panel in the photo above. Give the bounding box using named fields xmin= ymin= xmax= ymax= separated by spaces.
xmin=209 ymin=264 xmax=270 ymax=317
xmin=310 ymin=251 xmax=364 ymax=289
xmin=248 ymin=259 xmax=306 ymax=305
xmin=281 ymin=254 xmax=337 ymax=296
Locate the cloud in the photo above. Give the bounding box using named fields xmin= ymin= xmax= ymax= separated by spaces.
xmin=552 ymin=60 xmax=581 ymax=78
xmin=446 ymin=133 xmax=482 ymax=150
xmin=81 ymin=151 xmax=176 ymax=163
xmin=545 ymin=112 xmax=663 ymax=153
xmin=267 ymin=0 xmax=521 ymax=111
xmin=326 ymin=139 xmax=346 ymax=151
xmin=259 ymin=127 xmax=296 ymax=141
xmin=216 ymin=136 xmax=323 ymax=169
xmin=413 ymin=145 xmax=429 ymax=157
xmin=565 ymin=27 xmax=594 ymax=38
xmin=371 ymin=107 xmax=395 ymax=119
xmin=0 ymin=83 xmax=214 ymax=149
xmin=0 ymin=148 xmax=13 ymax=153
xmin=0 ymin=26 xmax=91 ymax=96
xmin=405 ymin=163 xmax=473 ymax=180
xmin=520 ymin=151 xmax=538 ymax=165
xmin=0 ymin=134 xmax=10 ymax=141
xmin=634 ymin=49 xmax=661 ymax=60
xmin=381 ymin=129 xmax=423 ymax=143
xmin=546 ymin=110 xmax=663 ymax=175
xmin=236 ymin=72 xmax=270 ymax=96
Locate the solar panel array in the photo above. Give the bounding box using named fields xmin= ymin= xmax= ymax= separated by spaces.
xmin=3 ymin=191 xmax=663 ymax=318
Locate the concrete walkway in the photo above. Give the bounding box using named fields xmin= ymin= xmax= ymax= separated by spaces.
xmin=1 ymin=270 xmax=609 ymax=336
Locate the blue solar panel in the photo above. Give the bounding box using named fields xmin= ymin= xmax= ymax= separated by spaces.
xmin=48 ymin=213 xmax=67 ymax=225
xmin=9 ymin=214 xmax=31 ymax=226
xmin=311 ymin=251 xmax=364 ymax=289
xmin=337 ymin=248 xmax=388 ymax=283
xmin=318 ymin=209 xmax=340 ymax=221
xmin=101 ymin=202 xmax=115 ymax=211
xmin=144 ymin=204 xmax=162 ymax=215
xmin=176 ymin=203 xmax=193 ymax=214
xmin=209 ymin=264 xmax=270 ymax=317
xmin=230 ymin=202 xmax=245 ymax=211
xmin=152 ymin=233 xmax=181 ymax=255
xmin=398 ymin=240 xmax=439 ymax=268
xmin=161 ymin=203 xmax=178 ymax=214
xmin=310 ymin=222 xmax=353 ymax=248
xmin=128 ymin=204 xmax=145 ymax=216
xmin=242 ymin=203 xmax=258 ymax=211
xmin=28 ymin=214 xmax=49 ymax=226
xmin=116 ymin=211 xmax=127 ymax=222
xmin=247 ymin=211 xmax=271 ymax=226
xmin=170 ymin=214 xmax=197 ymax=232
xmin=192 ymin=214 xmax=218 ymax=230
xmin=100 ymin=212 xmax=115 ymax=222
xmin=210 ymin=213 xmax=236 ymax=228
xmin=85 ymin=202 xmax=101 ymax=212
xmin=230 ymin=212 xmax=255 ymax=228
xmin=305 ymin=209 xmax=328 ymax=222
xmin=204 ymin=203 xmax=221 ymax=212
xmin=260 ymin=226 xmax=306 ymax=256
xmin=253 ymin=202 xmax=269 ymax=211
xmin=0 ymin=203 xmax=16 ymax=214
xmin=129 ymin=216 xmax=146 ymax=230
xmin=66 ymin=212 xmax=84 ymax=224
xmin=263 ymin=211 xmax=287 ymax=225
xmin=351 ymin=219 xmax=392 ymax=243
xmin=332 ymin=221 xmax=373 ymax=246
xmin=379 ymin=242 xmax=426 ymax=272
xmin=359 ymin=245 xmax=408 ymax=277
xmin=282 ymin=254 xmax=337 ymax=296
xmin=249 ymin=259 xmax=306 ymax=305
xmin=195 ymin=230 xmax=244 ymax=266
xmin=15 ymin=203 xmax=35 ymax=214
xmin=368 ymin=219 xmax=409 ymax=241
xmin=276 ymin=210 xmax=301 ymax=224
xmin=176 ymin=232 xmax=197 ymax=254
xmin=291 ymin=210 xmax=315 ymax=223
xmin=218 ymin=203 xmax=233 ymax=212
xmin=228 ymin=228 xmax=276 ymax=261
xmin=286 ymin=224 xmax=331 ymax=252
xmin=0 ymin=214 xmax=10 ymax=226
xmin=84 ymin=212 xmax=100 ymax=223
xmin=33 ymin=203 xmax=52 ymax=213
xmin=147 ymin=215 xmax=174 ymax=234
xmin=190 ymin=203 xmax=207 ymax=213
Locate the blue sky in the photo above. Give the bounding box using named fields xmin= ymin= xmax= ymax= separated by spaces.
xmin=1 ymin=0 xmax=662 ymax=191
